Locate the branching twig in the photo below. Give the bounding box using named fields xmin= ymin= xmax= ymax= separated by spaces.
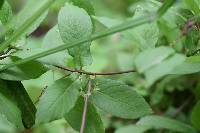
xmin=80 ymin=80 xmax=92 ymax=133
xmin=55 ymin=65 xmax=136 ymax=76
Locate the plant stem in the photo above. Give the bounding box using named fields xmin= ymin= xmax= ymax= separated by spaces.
xmin=0 ymin=16 xmax=152 ymax=71
xmin=0 ymin=0 xmax=56 ymax=52
xmin=80 ymin=80 xmax=92 ymax=133
xmin=55 ymin=65 xmax=136 ymax=76
xmin=0 ymin=0 xmax=174 ymax=71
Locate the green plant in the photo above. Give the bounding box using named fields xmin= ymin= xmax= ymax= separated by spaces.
xmin=0 ymin=0 xmax=199 ymax=133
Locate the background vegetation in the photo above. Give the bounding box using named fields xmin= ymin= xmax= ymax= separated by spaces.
xmin=0 ymin=0 xmax=200 ymax=133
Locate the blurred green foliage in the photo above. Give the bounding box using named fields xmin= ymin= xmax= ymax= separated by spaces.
xmin=0 ymin=0 xmax=199 ymax=132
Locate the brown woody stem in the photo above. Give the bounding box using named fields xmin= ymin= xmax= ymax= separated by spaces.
xmin=80 ymin=80 xmax=92 ymax=133
xmin=55 ymin=65 xmax=136 ymax=76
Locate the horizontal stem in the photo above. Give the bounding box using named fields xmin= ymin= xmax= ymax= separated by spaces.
xmin=55 ymin=65 xmax=136 ymax=76
xmin=0 ymin=16 xmax=153 ymax=71
xmin=0 ymin=1 xmax=174 ymax=71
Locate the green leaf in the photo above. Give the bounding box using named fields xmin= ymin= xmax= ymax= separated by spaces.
xmin=36 ymin=77 xmax=80 ymax=124
xmin=5 ymin=81 xmax=36 ymax=128
xmin=94 ymin=15 xmax=159 ymax=50
xmin=93 ymin=16 xmax=122 ymax=28
xmin=70 ymin=0 xmax=95 ymax=15
xmin=0 ymin=1 xmax=12 ymax=25
xmin=184 ymin=0 xmax=200 ymax=15
xmin=137 ymin=115 xmax=196 ymax=133
xmin=171 ymin=56 xmax=200 ymax=74
xmin=0 ymin=114 xmax=17 ymax=133
xmin=41 ymin=25 xmax=68 ymax=66
xmin=0 ymin=0 xmax=4 ymax=9
xmin=184 ymin=28 xmax=199 ymax=53
xmin=129 ymin=23 xmax=159 ymax=50
xmin=22 ymin=70 xmax=65 ymax=103
xmin=0 ymin=14 xmax=153 ymax=71
xmin=135 ymin=46 xmax=174 ymax=73
xmin=157 ymin=0 xmax=175 ymax=18
xmin=191 ymin=101 xmax=200 ymax=130
xmin=145 ymin=54 xmax=185 ymax=85
xmin=15 ymin=26 xmax=68 ymax=66
xmin=115 ymin=125 xmax=150 ymax=133
xmin=58 ymin=4 xmax=93 ymax=68
xmin=0 ymin=0 xmax=55 ymax=52
xmin=91 ymin=78 xmax=152 ymax=119
xmin=14 ymin=0 xmax=49 ymax=36
xmin=65 ymin=97 xmax=105 ymax=133
xmin=42 ymin=26 xmax=64 ymax=48
xmin=129 ymin=3 xmax=159 ymax=50
xmin=0 ymin=1 xmax=168 ymax=67
xmin=135 ymin=46 xmax=185 ymax=86
xmin=0 ymin=56 xmax=48 ymax=81
xmin=0 ymin=80 xmax=24 ymax=129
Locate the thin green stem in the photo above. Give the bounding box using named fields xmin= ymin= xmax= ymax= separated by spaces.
xmin=157 ymin=0 xmax=175 ymax=18
xmin=0 ymin=0 xmax=174 ymax=71
xmin=0 ymin=16 xmax=153 ymax=71
xmin=0 ymin=0 xmax=56 ymax=52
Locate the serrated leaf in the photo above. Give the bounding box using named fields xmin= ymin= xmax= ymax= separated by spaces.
xmin=58 ymin=4 xmax=93 ymax=68
xmin=0 ymin=1 xmax=12 ymax=25
xmin=0 ymin=80 xmax=24 ymax=129
xmin=191 ymin=101 xmax=200 ymax=130
xmin=137 ymin=115 xmax=196 ymax=133
xmin=0 ymin=114 xmax=17 ymax=133
xmin=14 ymin=0 xmax=49 ymax=36
xmin=115 ymin=125 xmax=150 ymax=133
xmin=70 ymin=0 xmax=95 ymax=15
xmin=65 ymin=97 xmax=105 ymax=133
xmin=5 ymin=81 xmax=36 ymax=128
xmin=0 ymin=56 xmax=48 ymax=81
xmin=91 ymin=78 xmax=152 ymax=119
xmin=36 ymin=78 xmax=80 ymax=124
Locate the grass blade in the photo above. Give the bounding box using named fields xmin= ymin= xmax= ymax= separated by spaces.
xmin=0 ymin=0 xmax=56 ymax=52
